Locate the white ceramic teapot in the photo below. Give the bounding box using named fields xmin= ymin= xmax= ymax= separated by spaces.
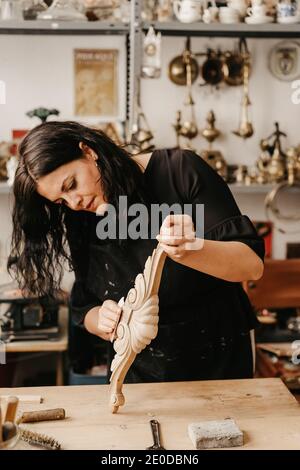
xmin=228 ymin=0 xmax=247 ymax=17
xmin=173 ymin=0 xmax=202 ymax=23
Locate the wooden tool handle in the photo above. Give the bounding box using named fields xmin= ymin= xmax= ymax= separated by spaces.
xmin=18 ymin=408 xmax=65 ymax=423
xmin=2 ymin=422 xmax=17 ymax=441
xmin=110 ymin=297 xmax=125 ymax=343
xmin=4 ymin=396 xmax=19 ymax=423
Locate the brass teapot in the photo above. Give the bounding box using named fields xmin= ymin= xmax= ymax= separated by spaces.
xmin=257 ymin=122 xmax=287 ymax=183
xmin=232 ymin=39 xmax=254 ymax=140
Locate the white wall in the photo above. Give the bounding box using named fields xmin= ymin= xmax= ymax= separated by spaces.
xmin=0 ymin=33 xmax=299 ymax=277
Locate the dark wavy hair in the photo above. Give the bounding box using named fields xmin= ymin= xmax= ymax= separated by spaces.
xmin=8 ymin=121 xmax=145 ymax=298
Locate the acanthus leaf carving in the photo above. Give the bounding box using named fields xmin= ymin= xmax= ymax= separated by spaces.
xmin=109 ymin=245 xmax=166 ymax=413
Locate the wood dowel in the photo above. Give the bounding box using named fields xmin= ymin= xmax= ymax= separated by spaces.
xmin=18 ymin=408 xmax=65 ymax=423
xmin=4 ymin=396 xmax=19 ymax=423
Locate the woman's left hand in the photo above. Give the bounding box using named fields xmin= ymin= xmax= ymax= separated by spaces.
xmin=156 ymin=214 xmax=204 ymax=260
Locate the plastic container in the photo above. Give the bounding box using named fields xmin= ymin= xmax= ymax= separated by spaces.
xmin=68 ymin=368 xmax=107 ymax=385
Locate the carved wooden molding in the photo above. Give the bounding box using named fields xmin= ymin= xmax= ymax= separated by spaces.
xmin=109 ymin=245 xmax=167 ymax=413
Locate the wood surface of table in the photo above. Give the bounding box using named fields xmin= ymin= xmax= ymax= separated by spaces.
xmin=1 ymin=378 xmax=300 ymax=450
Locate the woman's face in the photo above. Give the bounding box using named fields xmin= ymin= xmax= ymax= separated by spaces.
xmin=36 ymin=143 xmax=105 ymax=213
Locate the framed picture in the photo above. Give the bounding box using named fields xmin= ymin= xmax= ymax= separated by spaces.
xmin=268 ymin=41 xmax=300 ymax=82
xmin=74 ymin=48 xmax=122 ymax=120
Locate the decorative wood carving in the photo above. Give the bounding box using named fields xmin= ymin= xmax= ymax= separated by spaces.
xmin=109 ymin=245 xmax=167 ymax=413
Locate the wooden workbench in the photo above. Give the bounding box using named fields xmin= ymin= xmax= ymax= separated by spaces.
xmin=1 ymin=378 xmax=300 ymax=450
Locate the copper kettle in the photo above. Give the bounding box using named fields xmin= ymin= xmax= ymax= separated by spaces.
xmin=168 ymin=37 xmax=199 ymax=86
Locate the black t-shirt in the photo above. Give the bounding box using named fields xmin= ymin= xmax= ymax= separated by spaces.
xmin=66 ymin=148 xmax=264 ymax=379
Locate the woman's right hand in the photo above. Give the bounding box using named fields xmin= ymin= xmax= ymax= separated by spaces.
xmin=97 ymin=299 xmax=122 ymax=341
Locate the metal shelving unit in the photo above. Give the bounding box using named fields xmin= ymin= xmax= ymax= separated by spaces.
xmin=0 ymin=17 xmax=134 ymax=140
xmin=0 ymin=6 xmax=299 ymax=189
xmin=143 ymin=22 xmax=300 ymax=38
xmin=0 ymin=19 xmax=299 ymax=38
xmin=229 ymin=184 xmax=275 ymax=194
xmin=0 ymin=19 xmax=129 ymax=35
xmin=127 ymin=0 xmax=143 ymax=138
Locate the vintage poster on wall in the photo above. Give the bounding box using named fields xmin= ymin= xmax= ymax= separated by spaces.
xmin=74 ymin=49 xmax=119 ymax=118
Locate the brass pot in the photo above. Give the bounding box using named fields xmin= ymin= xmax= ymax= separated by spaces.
xmin=223 ymin=38 xmax=251 ymax=86
xmin=168 ymin=54 xmax=199 ymax=86
xmin=131 ymin=128 xmax=153 ymax=144
xmin=223 ymin=51 xmax=244 ymax=86
xmin=180 ymin=120 xmax=198 ymax=140
xmin=168 ymin=38 xmax=199 ymax=86
xmin=200 ymin=50 xmax=224 ymax=86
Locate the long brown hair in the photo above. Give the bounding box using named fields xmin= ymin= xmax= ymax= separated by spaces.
xmin=8 ymin=121 xmax=145 ymax=298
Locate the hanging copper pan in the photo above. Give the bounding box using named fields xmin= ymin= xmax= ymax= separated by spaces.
xmin=223 ymin=38 xmax=251 ymax=86
xmin=168 ymin=37 xmax=199 ymax=86
xmin=222 ymin=51 xmax=244 ymax=86
xmin=199 ymin=49 xmax=224 ymax=86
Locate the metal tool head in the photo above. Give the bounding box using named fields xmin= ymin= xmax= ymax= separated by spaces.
xmin=146 ymin=419 xmax=165 ymax=450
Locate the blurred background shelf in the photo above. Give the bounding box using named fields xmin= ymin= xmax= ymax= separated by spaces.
xmin=143 ymin=22 xmax=300 ymax=38
xmin=0 ymin=20 xmax=129 ymax=35
xmin=0 ymin=21 xmax=299 ymax=38
xmin=229 ymin=184 xmax=274 ymax=193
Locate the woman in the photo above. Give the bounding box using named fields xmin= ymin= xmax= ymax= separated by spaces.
xmin=9 ymin=121 xmax=264 ymax=383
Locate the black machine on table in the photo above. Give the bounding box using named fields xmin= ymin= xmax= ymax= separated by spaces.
xmin=0 ymin=282 xmax=61 ymax=342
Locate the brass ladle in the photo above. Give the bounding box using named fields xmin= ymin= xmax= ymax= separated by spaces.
xmin=232 ymin=39 xmax=254 ymax=140
xmin=179 ymin=55 xmax=198 ymax=140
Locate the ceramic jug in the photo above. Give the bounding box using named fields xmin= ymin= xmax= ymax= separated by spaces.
xmin=173 ymin=0 xmax=202 ymax=23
